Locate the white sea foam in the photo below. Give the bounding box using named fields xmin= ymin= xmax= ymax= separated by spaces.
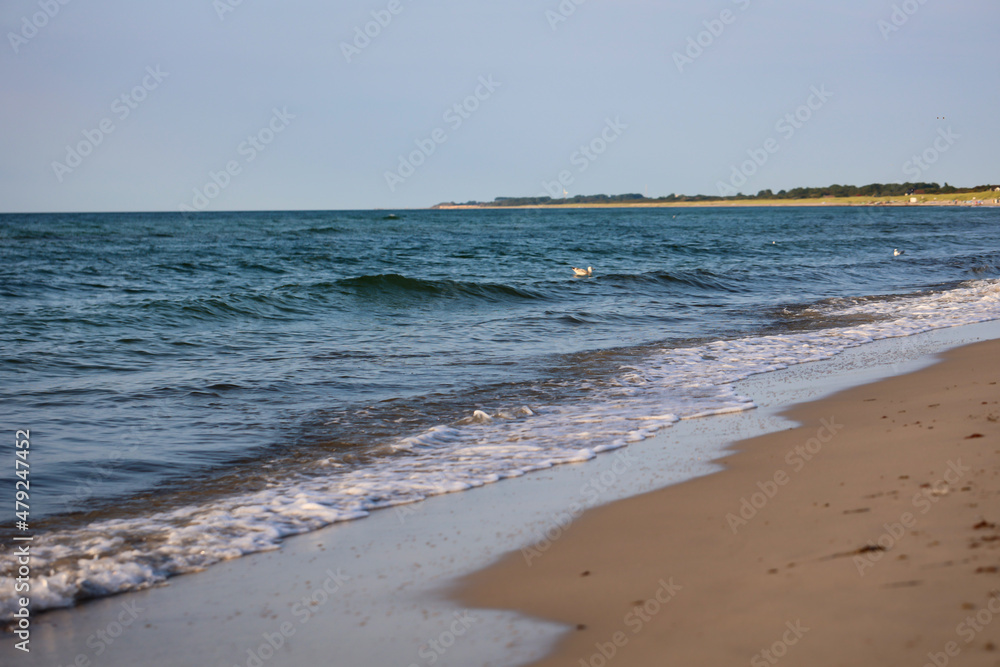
xmin=3 ymin=279 xmax=1000 ymax=620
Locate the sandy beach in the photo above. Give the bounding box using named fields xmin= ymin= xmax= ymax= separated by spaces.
xmin=459 ymin=339 xmax=1000 ymax=666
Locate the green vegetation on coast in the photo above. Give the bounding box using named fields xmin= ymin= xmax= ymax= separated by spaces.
xmin=435 ymin=182 xmax=1000 ymax=209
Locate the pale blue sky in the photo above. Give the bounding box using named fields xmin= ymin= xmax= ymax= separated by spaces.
xmin=1 ymin=0 xmax=997 ymax=212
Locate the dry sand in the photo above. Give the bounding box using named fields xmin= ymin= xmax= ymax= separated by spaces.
xmin=459 ymin=339 xmax=1000 ymax=666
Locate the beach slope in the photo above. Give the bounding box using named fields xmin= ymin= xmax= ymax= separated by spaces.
xmin=459 ymin=339 xmax=1000 ymax=666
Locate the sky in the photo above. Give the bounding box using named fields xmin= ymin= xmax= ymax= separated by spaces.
xmin=1 ymin=0 xmax=998 ymax=212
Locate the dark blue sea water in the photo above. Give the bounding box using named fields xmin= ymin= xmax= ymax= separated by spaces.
xmin=2 ymin=205 xmax=1000 ymax=616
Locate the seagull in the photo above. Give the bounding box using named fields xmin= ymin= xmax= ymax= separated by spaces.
xmin=894 ymin=248 xmax=905 ymax=257
xmin=572 ymin=266 xmax=593 ymax=277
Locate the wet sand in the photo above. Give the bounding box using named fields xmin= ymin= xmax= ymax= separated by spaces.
xmin=459 ymin=339 xmax=1000 ymax=666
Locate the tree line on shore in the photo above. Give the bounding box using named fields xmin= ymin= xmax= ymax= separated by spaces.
xmin=439 ymin=183 xmax=999 ymax=207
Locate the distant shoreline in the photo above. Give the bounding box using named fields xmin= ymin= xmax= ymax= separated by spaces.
xmin=434 ymin=191 xmax=1000 ymax=210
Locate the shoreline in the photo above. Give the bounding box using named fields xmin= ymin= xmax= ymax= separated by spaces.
xmin=4 ymin=321 xmax=1000 ymax=665
xmin=434 ymin=199 xmax=1000 ymax=210
xmin=458 ymin=337 xmax=1000 ymax=666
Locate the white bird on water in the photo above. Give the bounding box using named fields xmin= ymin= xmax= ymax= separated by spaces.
xmin=894 ymin=248 xmax=905 ymax=257
xmin=572 ymin=266 xmax=593 ymax=277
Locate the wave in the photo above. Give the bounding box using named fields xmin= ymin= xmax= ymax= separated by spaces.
xmin=137 ymin=293 xmax=311 ymax=322
xmin=58 ymin=273 xmax=551 ymax=326
xmin=601 ymin=269 xmax=747 ymax=293
xmin=299 ymin=226 xmax=345 ymax=235
xmin=335 ymin=273 xmax=550 ymax=303
xmin=332 ymin=268 xmax=749 ymax=309
xmin=4 ymin=279 xmax=1000 ymax=623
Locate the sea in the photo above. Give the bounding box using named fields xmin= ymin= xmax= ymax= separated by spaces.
xmin=2 ymin=205 xmax=1000 ymax=619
